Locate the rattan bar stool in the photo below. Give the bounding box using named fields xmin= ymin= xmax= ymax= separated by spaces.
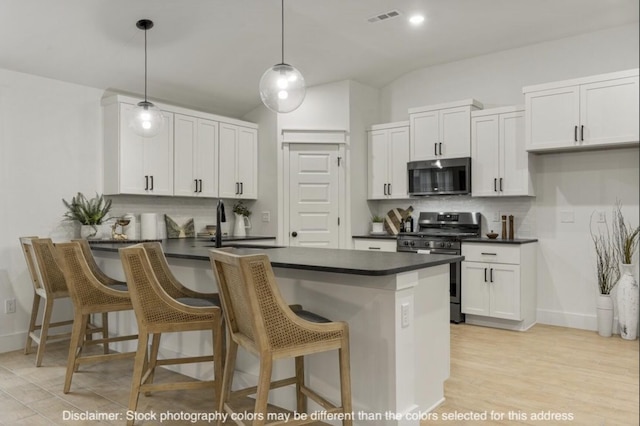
xmin=55 ymin=241 xmax=138 ymax=393
xmin=20 ymin=237 xmax=107 ymax=366
xmin=209 ymin=248 xmax=353 ymax=426
xmin=119 ymin=244 xmax=224 ymax=426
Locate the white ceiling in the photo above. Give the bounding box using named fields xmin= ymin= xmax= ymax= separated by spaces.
xmin=1 ymin=0 xmax=638 ymax=117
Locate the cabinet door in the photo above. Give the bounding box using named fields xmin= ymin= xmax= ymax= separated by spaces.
xmin=525 ymin=86 xmax=579 ymax=151
xmin=440 ymin=106 xmax=472 ymax=158
xmin=387 ymin=126 xmax=409 ymax=199
xmin=461 ymin=262 xmax=490 ymax=316
xmin=143 ymin=112 xmax=174 ymax=196
xmin=489 ymin=264 xmax=521 ymax=320
xmin=237 ymin=126 xmax=257 ymax=199
xmin=196 ymin=119 xmax=218 ymax=198
xmin=174 ymin=114 xmax=198 ymax=196
xmin=580 ymin=76 xmax=639 ymax=147
xmin=218 ymin=123 xmax=239 ymax=198
xmin=410 ymin=110 xmax=439 ymax=161
xmin=471 ymin=115 xmax=500 ymax=196
xmin=368 ymin=130 xmax=389 ymax=199
xmin=119 ymin=103 xmax=147 ymax=195
xmin=499 ymin=111 xmax=532 ymax=196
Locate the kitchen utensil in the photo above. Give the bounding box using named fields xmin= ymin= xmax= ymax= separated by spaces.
xmin=508 ymin=215 xmax=514 ymax=240
xmin=384 ymin=206 xmax=413 ymax=235
xmin=486 ymin=231 xmax=499 ymax=239
xmin=501 ymin=215 xmax=507 ymax=239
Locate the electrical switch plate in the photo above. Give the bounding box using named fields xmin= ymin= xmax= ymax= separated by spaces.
xmin=401 ymin=303 xmax=410 ymax=328
xmin=261 ymin=211 xmax=270 ymax=223
xmin=5 ymin=298 xmax=16 ymax=314
xmin=560 ymin=210 xmax=575 ymax=223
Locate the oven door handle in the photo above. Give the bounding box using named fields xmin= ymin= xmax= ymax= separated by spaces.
xmin=429 ymin=249 xmax=459 ymax=255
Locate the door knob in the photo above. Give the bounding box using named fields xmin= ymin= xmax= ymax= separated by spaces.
xmin=291 ymin=231 xmax=298 ymax=237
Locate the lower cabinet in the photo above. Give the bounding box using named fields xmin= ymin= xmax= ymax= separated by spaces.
xmin=353 ymin=239 xmax=397 ymax=252
xmin=461 ymin=242 xmax=536 ymax=331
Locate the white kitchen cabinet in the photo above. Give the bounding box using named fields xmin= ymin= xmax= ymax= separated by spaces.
xmin=524 ymin=69 xmax=639 ymax=152
xmin=353 ymin=238 xmax=397 ymax=252
xmin=174 ymin=114 xmax=218 ymax=198
xmin=409 ymin=99 xmax=483 ymax=161
xmin=461 ymin=242 xmax=536 ymax=331
xmin=367 ymin=122 xmax=409 ymax=200
xmin=219 ymin=123 xmax=258 ymax=199
xmin=471 ymin=106 xmax=534 ymax=197
xmin=104 ymin=101 xmax=174 ymax=196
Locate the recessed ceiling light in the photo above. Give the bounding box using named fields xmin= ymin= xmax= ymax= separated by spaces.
xmin=409 ymin=15 xmax=425 ymax=25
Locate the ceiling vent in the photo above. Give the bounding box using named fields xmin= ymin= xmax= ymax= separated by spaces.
xmin=367 ymin=9 xmax=402 ymax=23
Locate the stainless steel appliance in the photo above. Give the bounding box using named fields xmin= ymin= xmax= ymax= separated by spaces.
xmin=397 ymin=212 xmax=481 ymax=323
xmin=407 ymin=157 xmax=471 ymax=196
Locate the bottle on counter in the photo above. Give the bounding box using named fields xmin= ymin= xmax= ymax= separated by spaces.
xmin=405 ymin=214 xmax=414 ymax=233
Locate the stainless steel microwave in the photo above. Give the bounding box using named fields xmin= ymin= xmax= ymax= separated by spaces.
xmin=407 ymin=157 xmax=471 ymax=196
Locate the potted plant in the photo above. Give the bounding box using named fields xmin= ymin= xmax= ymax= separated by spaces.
xmin=62 ymin=192 xmax=112 ymax=239
xmin=612 ymin=201 xmax=639 ymax=340
xmin=371 ymin=215 xmax=384 ymax=234
xmin=590 ymin=211 xmax=619 ymax=337
xmin=232 ymin=201 xmax=252 ymax=237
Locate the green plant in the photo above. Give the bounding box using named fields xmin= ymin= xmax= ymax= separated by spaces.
xmin=232 ymin=201 xmax=251 ymax=217
xmin=590 ymin=212 xmax=619 ymax=295
xmin=62 ymin=192 xmax=112 ymax=225
xmin=612 ymin=201 xmax=640 ymax=265
xmin=372 ymin=215 xmax=384 ymax=223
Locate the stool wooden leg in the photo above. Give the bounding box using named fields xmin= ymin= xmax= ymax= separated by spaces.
xmin=295 ymin=356 xmax=307 ymax=414
xmin=339 ymin=338 xmax=353 ymax=426
xmin=217 ymin=340 xmax=237 ymax=426
xmin=128 ymin=332 xmax=149 ymax=426
xmin=24 ymin=293 xmax=41 ymax=355
xmin=102 ymin=313 xmax=109 ymax=354
xmin=213 ymin=321 xmax=224 ymax=404
xmin=253 ymin=356 xmax=273 ymax=426
xmin=35 ymin=297 xmax=54 ymax=367
xmin=74 ymin=315 xmax=89 ymax=373
xmin=64 ymin=313 xmax=87 ymax=393
xmin=144 ymin=333 xmax=161 ymax=396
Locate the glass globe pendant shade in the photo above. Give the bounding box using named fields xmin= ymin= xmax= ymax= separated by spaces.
xmin=259 ymin=63 xmax=306 ymax=113
xmin=129 ymin=101 xmax=164 ymax=138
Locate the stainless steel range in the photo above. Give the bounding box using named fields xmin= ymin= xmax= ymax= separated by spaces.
xmin=397 ymin=212 xmax=481 ymax=323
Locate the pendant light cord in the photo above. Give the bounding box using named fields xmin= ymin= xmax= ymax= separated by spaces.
xmin=144 ymin=26 xmax=148 ymax=102
xmin=281 ymin=0 xmax=284 ymax=64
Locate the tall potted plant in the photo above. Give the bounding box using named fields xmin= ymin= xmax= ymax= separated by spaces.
xmin=590 ymin=212 xmax=619 ymax=337
xmin=612 ymin=202 xmax=639 ymax=340
xmin=62 ymin=192 xmax=112 ymax=239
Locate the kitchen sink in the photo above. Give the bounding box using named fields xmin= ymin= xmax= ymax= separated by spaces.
xmin=204 ymin=243 xmax=284 ymax=249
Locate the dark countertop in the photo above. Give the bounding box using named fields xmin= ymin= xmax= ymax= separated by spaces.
xmin=88 ymin=235 xmax=276 ymax=244
xmin=91 ymin=238 xmax=463 ymax=276
xmin=352 ymin=234 xmax=397 ymax=240
xmin=462 ymin=238 xmax=538 ymax=244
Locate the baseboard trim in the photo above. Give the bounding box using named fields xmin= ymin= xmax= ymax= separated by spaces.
xmin=0 ymin=331 xmax=27 ymax=353
xmin=536 ymin=309 xmax=620 ymax=333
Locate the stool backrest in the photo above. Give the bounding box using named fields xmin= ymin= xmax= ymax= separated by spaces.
xmin=28 ymin=238 xmax=68 ymax=295
xmin=138 ymin=242 xmax=184 ymax=299
xmin=20 ymin=236 xmax=45 ymax=293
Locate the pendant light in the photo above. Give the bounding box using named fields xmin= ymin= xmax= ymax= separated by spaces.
xmin=129 ymin=19 xmax=164 ymax=138
xmin=259 ymin=0 xmax=306 ymax=113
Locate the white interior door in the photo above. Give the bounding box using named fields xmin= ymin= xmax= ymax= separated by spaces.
xmin=289 ymin=144 xmax=340 ymax=248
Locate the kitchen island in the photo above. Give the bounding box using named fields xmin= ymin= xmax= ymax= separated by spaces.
xmin=92 ymin=239 xmax=462 ymax=426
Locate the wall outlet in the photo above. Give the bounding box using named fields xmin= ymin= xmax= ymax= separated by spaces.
xmin=401 ymin=302 xmax=410 ymax=328
xmin=5 ymin=298 xmax=16 ymax=314
xmin=597 ymin=211 xmax=606 ymax=223
xmin=261 ymin=211 xmax=271 ymax=223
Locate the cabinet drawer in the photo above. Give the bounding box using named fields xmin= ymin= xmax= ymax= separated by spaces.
xmin=462 ymin=243 xmax=520 ymax=264
xmin=353 ymin=239 xmax=397 ymax=252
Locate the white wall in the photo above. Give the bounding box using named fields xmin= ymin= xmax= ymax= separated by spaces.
xmin=381 ymin=24 xmax=640 ymax=121
xmin=375 ymin=23 xmax=640 ymax=331
xmin=0 ymin=68 xmax=104 ymax=352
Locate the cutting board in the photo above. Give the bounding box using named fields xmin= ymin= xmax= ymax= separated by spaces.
xmin=384 ymin=206 xmax=413 ymax=235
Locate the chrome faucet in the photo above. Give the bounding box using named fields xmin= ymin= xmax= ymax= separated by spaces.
xmin=215 ymin=200 xmax=226 ymax=248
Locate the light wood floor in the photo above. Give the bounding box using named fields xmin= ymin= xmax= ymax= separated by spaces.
xmin=0 ymin=323 xmax=637 ymax=425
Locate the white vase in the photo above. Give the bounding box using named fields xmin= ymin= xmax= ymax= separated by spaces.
xmin=616 ymin=263 xmax=639 ymax=340
xmin=233 ymin=213 xmax=251 ymax=237
xmin=80 ymin=224 xmax=98 ymax=239
xmin=596 ymin=294 xmax=614 ymax=337
xmin=372 ymin=222 xmax=384 ymax=233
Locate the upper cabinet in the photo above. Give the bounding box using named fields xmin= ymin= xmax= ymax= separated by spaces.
xmin=471 ymin=106 xmax=534 ymax=197
xmin=409 ymin=99 xmax=483 ymax=161
xmin=367 ymin=122 xmax=409 ymax=200
xmin=218 ymin=123 xmax=258 ymax=199
xmin=174 ymin=114 xmax=218 ymax=198
xmin=102 ymin=94 xmax=257 ymax=198
xmin=104 ymin=101 xmax=174 ymax=196
xmin=524 ymin=69 xmax=639 ymax=152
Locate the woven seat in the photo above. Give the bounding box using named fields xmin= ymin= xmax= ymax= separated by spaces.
xmin=120 ymin=244 xmax=224 ymax=426
xmin=55 ymin=241 xmax=138 ymax=394
xmin=209 ymin=248 xmax=352 ymax=426
xmin=19 ymin=237 xmax=107 ymax=367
